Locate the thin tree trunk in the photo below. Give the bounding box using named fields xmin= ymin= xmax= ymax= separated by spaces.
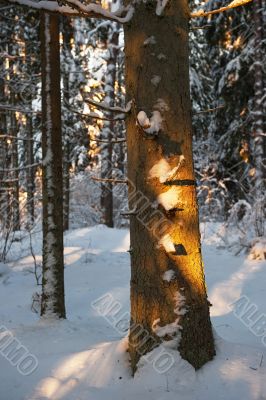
xmin=40 ymin=11 xmax=65 ymax=319
xmin=63 ymin=140 xmax=70 ymax=231
xmin=100 ymin=25 xmax=119 ymax=228
xmin=25 ymin=40 xmax=35 ymax=229
xmin=0 ymin=67 xmax=8 ymax=227
xmin=124 ymin=0 xmax=215 ymax=372
xmin=25 ymin=114 xmax=35 ymax=228
xmin=62 ymin=17 xmax=73 ymax=232
xmin=9 ymin=49 xmax=20 ymax=231
xmin=9 ymin=98 xmax=20 ymax=231
xmin=252 ymin=0 xmax=265 ymax=237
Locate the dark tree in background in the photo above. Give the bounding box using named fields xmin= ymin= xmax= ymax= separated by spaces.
xmin=40 ymin=12 xmax=65 ymax=318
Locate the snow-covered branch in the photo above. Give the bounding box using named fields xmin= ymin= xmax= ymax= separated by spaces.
xmin=69 ymin=107 xmax=126 ymax=122
xmin=191 ymin=0 xmax=252 ymax=18
xmin=6 ymin=0 xmax=134 ymax=23
xmin=92 ymin=138 xmax=127 ymax=144
xmin=84 ymin=98 xmax=132 ymax=114
xmin=195 ymin=105 xmax=225 ymax=114
xmin=0 ymin=163 xmax=41 ymax=173
xmin=0 ymin=135 xmax=41 ymax=143
xmin=91 ymin=177 xmax=128 ymax=184
xmin=0 ymin=104 xmax=41 ymax=115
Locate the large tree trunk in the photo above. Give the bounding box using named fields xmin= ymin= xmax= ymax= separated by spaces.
xmin=124 ymin=0 xmax=215 ymax=372
xmin=40 ymin=12 xmax=66 ymax=319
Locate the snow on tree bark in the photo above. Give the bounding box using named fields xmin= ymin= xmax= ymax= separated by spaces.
xmin=100 ymin=23 xmax=120 ymax=228
xmin=124 ymin=0 xmax=215 ymax=372
xmin=40 ymin=12 xmax=66 ymax=319
xmin=252 ymin=0 xmax=265 ymax=237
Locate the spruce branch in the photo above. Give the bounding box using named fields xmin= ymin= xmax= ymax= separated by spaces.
xmin=191 ymin=0 xmax=252 ymax=18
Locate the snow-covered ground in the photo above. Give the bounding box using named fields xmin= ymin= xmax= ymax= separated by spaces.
xmin=0 ymin=224 xmax=266 ymax=400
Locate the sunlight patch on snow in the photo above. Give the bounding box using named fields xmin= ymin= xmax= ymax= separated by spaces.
xmin=2 ymin=224 xmax=266 ymax=399
xmin=209 ymin=259 xmax=265 ymax=317
xmin=64 ymin=247 xmax=84 ymax=265
xmin=65 ymin=226 xmax=129 ymax=254
xmin=32 ymin=340 xmax=128 ymax=399
xmin=219 ymin=358 xmax=262 ymax=399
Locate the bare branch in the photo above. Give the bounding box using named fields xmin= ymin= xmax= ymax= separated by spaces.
xmin=0 ymin=135 xmax=41 ymax=143
xmin=191 ymin=0 xmax=252 ymax=18
xmin=92 ymin=138 xmax=126 ymax=144
xmin=0 ymin=104 xmax=41 ymax=115
xmin=190 ymin=25 xmax=212 ymax=30
xmin=120 ymin=207 xmax=138 ymax=216
xmin=0 ymin=178 xmax=19 ymax=183
xmin=69 ymin=106 xmax=126 ymax=122
xmin=84 ymin=98 xmax=132 ymax=114
xmin=91 ymin=176 xmax=128 ymax=184
xmin=195 ymin=105 xmax=225 ymax=114
xmin=0 ymin=163 xmax=41 ymax=173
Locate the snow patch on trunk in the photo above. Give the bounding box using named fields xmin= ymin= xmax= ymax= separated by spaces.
xmin=156 ymin=0 xmax=169 ymax=16
xmin=158 ymin=234 xmax=176 ymax=253
xmin=152 ymin=292 xmax=187 ymax=338
xmin=157 ymin=187 xmax=180 ymax=210
xmin=162 ymin=269 xmax=176 ymax=282
xmin=149 ymin=155 xmax=185 ymax=183
xmin=137 ymin=110 xmax=162 ymax=135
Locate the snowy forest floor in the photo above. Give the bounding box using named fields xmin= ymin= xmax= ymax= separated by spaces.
xmin=0 ymin=224 xmax=266 ymax=400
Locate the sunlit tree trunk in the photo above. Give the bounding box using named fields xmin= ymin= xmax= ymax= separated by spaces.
xmin=124 ymin=0 xmax=215 ymax=372
xmin=40 ymin=12 xmax=65 ymax=318
xmin=10 ymin=107 xmax=20 ymax=231
xmin=9 ymin=51 xmax=20 ymax=231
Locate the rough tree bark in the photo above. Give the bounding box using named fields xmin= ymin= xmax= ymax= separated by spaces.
xmin=25 ymin=41 xmax=35 ymax=229
xmin=9 ymin=52 xmax=20 ymax=231
xmin=25 ymin=114 xmax=35 ymax=229
xmin=252 ymin=0 xmax=265 ymax=237
xmin=40 ymin=11 xmax=66 ymax=318
xmin=100 ymin=24 xmax=119 ymax=228
xmin=124 ymin=0 xmax=215 ymax=372
xmin=9 ymin=105 xmax=20 ymax=231
xmin=0 ymin=67 xmax=9 ymax=228
xmin=62 ymin=16 xmax=73 ymax=232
